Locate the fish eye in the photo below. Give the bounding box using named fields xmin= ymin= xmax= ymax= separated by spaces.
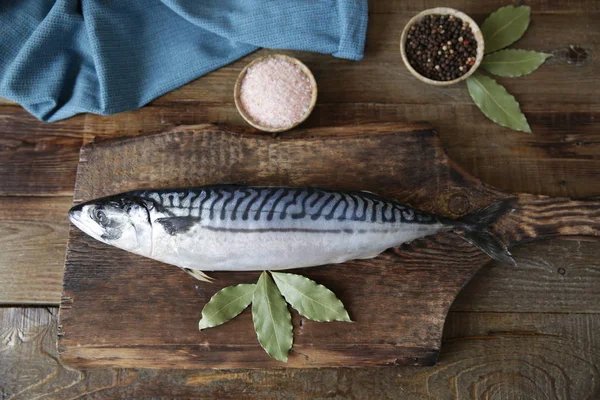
xmin=93 ymin=208 xmax=109 ymax=226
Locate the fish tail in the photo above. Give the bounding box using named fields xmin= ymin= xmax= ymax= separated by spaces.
xmin=452 ymin=198 xmax=517 ymax=266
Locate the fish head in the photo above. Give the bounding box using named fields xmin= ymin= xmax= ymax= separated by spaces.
xmin=69 ymin=195 xmax=153 ymax=256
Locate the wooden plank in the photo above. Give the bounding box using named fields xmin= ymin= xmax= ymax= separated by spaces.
xmin=2 ymin=104 xmax=599 ymax=198
xmin=309 ymin=103 xmax=600 ymax=198
xmin=58 ymin=123 xmax=600 ymax=368
xmin=0 ymin=109 xmax=84 ymax=196
xmin=2 ymin=307 xmax=598 ymax=399
xmin=369 ymin=0 xmax=600 ymax=13
xmin=0 ymin=197 xmax=70 ymax=304
xmin=59 ymin=123 xmax=500 ymax=369
xmin=454 ymin=237 xmax=600 ymax=313
xmin=430 ymin=311 xmax=600 ymax=399
xmin=0 ymin=105 xmax=245 ymax=196
xmin=0 ymin=97 xmax=17 ymax=106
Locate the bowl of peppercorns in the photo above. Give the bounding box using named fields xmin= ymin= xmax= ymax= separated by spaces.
xmin=400 ymin=8 xmax=484 ymax=86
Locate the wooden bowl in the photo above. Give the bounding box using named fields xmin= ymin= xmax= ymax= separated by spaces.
xmin=234 ymin=54 xmax=318 ymax=133
xmin=400 ymin=8 xmax=485 ymax=86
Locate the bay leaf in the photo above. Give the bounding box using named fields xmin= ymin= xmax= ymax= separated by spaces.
xmin=271 ymin=272 xmax=351 ymax=322
xmin=199 ymin=283 xmax=256 ymax=330
xmin=482 ymin=5 xmax=531 ymax=54
xmin=467 ymin=72 xmax=531 ymax=133
xmin=252 ymin=272 xmax=293 ymax=362
xmin=482 ymin=49 xmax=552 ymax=77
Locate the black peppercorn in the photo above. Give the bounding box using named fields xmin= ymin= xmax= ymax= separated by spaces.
xmin=405 ymin=14 xmax=478 ymax=81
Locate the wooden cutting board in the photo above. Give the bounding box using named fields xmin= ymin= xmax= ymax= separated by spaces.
xmin=58 ymin=123 xmax=600 ymax=369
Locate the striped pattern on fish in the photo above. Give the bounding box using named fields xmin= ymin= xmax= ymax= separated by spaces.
xmin=68 ymin=185 xmax=516 ymax=281
xmin=135 ymin=186 xmax=438 ymax=225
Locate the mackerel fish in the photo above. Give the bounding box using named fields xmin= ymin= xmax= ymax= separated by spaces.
xmin=69 ymin=185 xmax=515 ymax=281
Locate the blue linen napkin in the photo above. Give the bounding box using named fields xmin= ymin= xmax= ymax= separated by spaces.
xmin=0 ymin=0 xmax=368 ymax=122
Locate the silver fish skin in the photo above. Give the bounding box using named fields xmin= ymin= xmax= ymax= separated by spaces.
xmin=68 ymin=185 xmax=514 ymax=281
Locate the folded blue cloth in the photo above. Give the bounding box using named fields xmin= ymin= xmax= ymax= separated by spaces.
xmin=0 ymin=0 xmax=368 ymax=122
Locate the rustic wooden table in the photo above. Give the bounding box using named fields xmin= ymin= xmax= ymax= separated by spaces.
xmin=1 ymin=1 xmax=599 ymax=398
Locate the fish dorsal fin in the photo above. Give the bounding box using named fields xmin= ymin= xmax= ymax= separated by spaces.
xmin=183 ymin=268 xmax=214 ymax=283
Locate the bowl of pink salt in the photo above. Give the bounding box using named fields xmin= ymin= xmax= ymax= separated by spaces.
xmin=234 ymin=54 xmax=317 ymax=132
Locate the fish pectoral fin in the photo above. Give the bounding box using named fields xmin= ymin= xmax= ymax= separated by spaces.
xmin=156 ymin=217 xmax=198 ymax=236
xmin=183 ymin=268 xmax=214 ymax=283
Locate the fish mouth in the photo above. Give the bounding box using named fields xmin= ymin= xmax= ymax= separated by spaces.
xmin=68 ymin=206 xmax=87 ymax=236
xmin=68 ymin=203 xmax=101 ymax=238
xmin=68 ymin=204 xmax=84 ymax=225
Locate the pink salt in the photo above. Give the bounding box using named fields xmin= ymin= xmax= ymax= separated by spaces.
xmin=239 ymin=58 xmax=314 ymax=129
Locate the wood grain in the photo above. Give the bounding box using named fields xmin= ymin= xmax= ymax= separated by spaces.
xmin=2 ymin=104 xmax=599 ymax=198
xmin=3 ymin=307 xmax=599 ymax=399
xmin=0 ymin=0 xmax=598 ymax=395
xmin=0 ymin=109 xmax=84 ymax=196
xmin=60 ymin=123 xmax=497 ymax=369
xmin=454 ymin=238 xmax=600 ymax=313
xmin=369 ymin=0 xmax=600 ymax=13
xmin=58 ymin=123 xmax=600 ymax=369
xmin=0 ymin=197 xmax=70 ymax=304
